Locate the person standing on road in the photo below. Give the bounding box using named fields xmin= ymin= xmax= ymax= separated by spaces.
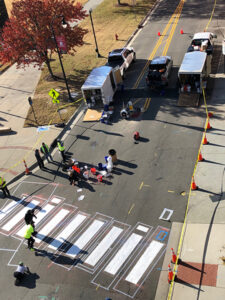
xmin=57 ymin=139 xmax=66 ymax=162
xmin=14 ymin=261 xmax=30 ymax=285
xmin=24 ymin=224 xmax=35 ymax=251
xmin=24 ymin=209 xmax=37 ymax=227
xmin=41 ymin=142 xmax=53 ymax=162
xmin=0 ymin=176 xmax=10 ymax=198
xmin=34 ymin=149 xmax=44 ymax=169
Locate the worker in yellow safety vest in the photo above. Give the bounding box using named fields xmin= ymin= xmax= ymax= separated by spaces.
xmin=24 ymin=224 xmax=35 ymax=251
xmin=0 ymin=176 xmax=10 ymax=198
xmin=57 ymin=139 xmax=66 ymax=162
xmin=41 ymin=142 xmax=53 ymax=162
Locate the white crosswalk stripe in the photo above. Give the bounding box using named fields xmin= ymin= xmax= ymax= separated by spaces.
xmin=0 ymin=197 xmax=25 ymax=222
xmin=85 ymin=226 xmax=123 ymax=267
xmin=2 ymin=196 xmax=169 ymax=298
xmin=16 ymin=204 xmax=55 ymax=237
xmin=48 ymin=213 xmax=87 ymax=250
xmin=2 ymin=200 xmax=39 ymax=232
xmin=66 ymin=219 xmax=105 ymax=259
xmin=35 ymin=209 xmax=70 ymax=243
xmin=104 ymin=233 xmax=143 ymax=275
xmin=125 ymin=240 xmax=164 ymax=284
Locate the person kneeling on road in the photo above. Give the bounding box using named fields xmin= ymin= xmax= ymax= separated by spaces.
xmin=14 ymin=261 xmax=30 ymax=285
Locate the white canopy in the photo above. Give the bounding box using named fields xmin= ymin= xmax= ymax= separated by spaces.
xmin=179 ymin=51 xmax=207 ymax=75
xmin=81 ymin=66 xmax=113 ymax=89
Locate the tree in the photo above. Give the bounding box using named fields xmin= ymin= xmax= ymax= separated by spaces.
xmin=0 ymin=0 xmax=87 ymax=79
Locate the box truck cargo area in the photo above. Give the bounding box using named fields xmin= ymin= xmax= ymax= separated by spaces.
xmin=81 ymin=66 xmax=121 ymax=108
xmin=178 ymin=51 xmax=211 ymax=106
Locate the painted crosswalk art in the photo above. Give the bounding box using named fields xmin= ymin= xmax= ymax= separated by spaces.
xmin=0 ymin=194 xmax=170 ymax=298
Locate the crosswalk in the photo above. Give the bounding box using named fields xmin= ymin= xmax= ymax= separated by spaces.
xmin=0 ymin=195 xmax=169 ymax=298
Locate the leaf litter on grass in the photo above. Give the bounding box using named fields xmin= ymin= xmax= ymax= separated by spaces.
xmin=24 ymin=0 xmax=156 ymax=127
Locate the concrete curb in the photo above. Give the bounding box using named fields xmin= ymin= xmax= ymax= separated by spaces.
xmin=6 ymin=0 xmax=161 ymax=187
xmin=8 ymin=102 xmax=85 ymax=187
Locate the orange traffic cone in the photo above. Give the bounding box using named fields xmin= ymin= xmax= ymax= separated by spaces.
xmin=23 ymin=160 xmax=30 ymax=175
xmin=171 ymin=248 xmax=177 ymax=264
xmin=168 ymin=264 xmax=173 ymax=284
xmin=207 ymin=121 xmax=212 ymax=130
xmin=198 ymin=152 xmax=204 ymax=161
xmin=208 ymin=112 xmax=213 ymax=118
xmin=191 ymin=177 xmax=198 ymax=190
xmin=180 ymin=28 xmax=184 ymax=34
xmin=158 ymin=31 xmax=161 ymax=36
xmin=203 ymin=135 xmax=209 ymax=145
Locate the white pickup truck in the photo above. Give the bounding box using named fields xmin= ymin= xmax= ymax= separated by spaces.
xmin=106 ymin=47 xmax=136 ymax=78
xmin=187 ymin=32 xmax=217 ymax=55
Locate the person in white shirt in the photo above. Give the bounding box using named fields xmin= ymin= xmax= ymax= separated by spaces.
xmin=14 ymin=262 xmax=30 ymax=285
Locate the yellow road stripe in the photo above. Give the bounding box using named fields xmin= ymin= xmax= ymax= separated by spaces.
xmin=205 ymin=0 xmax=217 ymax=31
xmin=167 ymin=91 xmax=213 ymax=299
xmin=139 ymin=181 xmax=144 ymax=190
xmin=162 ymin=0 xmax=185 ymax=56
xmin=132 ymin=0 xmax=184 ymax=89
xmin=128 ymin=203 xmax=135 ymax=215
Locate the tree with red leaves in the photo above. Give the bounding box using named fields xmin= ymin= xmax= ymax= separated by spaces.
xmin=0 ymin=0 xmax=87 ymax=79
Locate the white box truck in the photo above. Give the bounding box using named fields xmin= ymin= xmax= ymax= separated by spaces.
xmin=178 ymin=51 xmax=211 ymax=106
xmin=81 ymin=66 xmax=120 ymax=108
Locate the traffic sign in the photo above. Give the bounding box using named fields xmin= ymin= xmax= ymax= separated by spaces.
xmin=52 ymin=98 xmax=60 ymax=104
xmin=49 ymin=89 xmax=59 ymax=100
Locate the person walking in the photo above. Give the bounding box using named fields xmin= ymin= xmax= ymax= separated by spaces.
xmin=34 ymin=149 xmax=44 ymax=169
xmin=14 ymin=261 xmax=30 ymax=285
xmin=57 ymin=139 xmax=66 ymax=162
xmin=0 ymin=176 xmax=10 ymax=198
xmin=24 ymin=209 xmax=37 ymax=227
xmin=24 ymin=224 xmax=35 ymax=251
xmin=41 ymin=142 xmax=53 ymax=162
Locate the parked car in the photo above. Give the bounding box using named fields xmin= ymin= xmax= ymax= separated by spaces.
xmin=146 ymin=56 xmax=173 ymax=87
xmin=106 ymin=47 xmax=136 ymax=78
xmin=187 ymin=32 xmax=217 ymax=55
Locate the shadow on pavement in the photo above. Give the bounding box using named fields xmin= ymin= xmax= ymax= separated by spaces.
xmin=16 ymin=272 xmax=40 ymax=289
xmin=116 ymin=159 xmax=138 ymax=169
xmin=178 ymin=260 xmax=206 ymax=273
xmin=175 ymin=277 xmax=204 ymax=291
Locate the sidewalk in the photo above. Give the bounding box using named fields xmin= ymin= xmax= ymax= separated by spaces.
xmin=155 ymin=42 xmax=225 ymax=299
xmin=0 ymin=0 xmax=106 ymax=186
xmin=171 ymin=54 xmax=225 ymax=300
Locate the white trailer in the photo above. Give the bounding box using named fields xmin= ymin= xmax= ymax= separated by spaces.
xmin=81 ymin=66 xmax=118 ymax=108
xmin=178 ymin=51 xmax=211 ymax=106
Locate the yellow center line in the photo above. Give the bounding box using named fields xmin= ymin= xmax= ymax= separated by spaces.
xmin=205 ymin=0 xmax=217 ymax=31
xmin=167 ymin=3 xmax=217 ymax=297
xmin=132 ymin=0 xmax=184 ymax=89
xmin=162 ymin=0 xmax=185 ymax=56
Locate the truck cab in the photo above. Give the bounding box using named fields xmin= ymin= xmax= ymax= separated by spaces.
xmin=106 ymin=47 xmax=136 ymax=78
xmin=187 ymin=32 xmax=217 ymax=55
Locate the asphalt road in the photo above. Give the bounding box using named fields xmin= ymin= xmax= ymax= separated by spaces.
xmin=0 ymin=0 xmax=222 ymax=299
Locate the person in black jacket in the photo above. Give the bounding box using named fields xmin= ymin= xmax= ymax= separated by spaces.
xmin=24 ymin=209 xmax=37 ymax=227
xmin=34 ymin=149 xmax=44 ymax=169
